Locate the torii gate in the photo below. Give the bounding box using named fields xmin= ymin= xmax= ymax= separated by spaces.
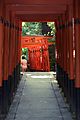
xmin=21 ymin=36 xmax=53 ymax=71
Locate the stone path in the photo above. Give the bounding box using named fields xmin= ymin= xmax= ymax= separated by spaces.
xmin=5 ymin=72 xmax=73 ymax=120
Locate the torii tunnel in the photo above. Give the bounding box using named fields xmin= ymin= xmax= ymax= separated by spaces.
xmin=21 ymin=36 xmax=53 ymax=72
xmin=0 ymin=0 xmax=80 ymax=119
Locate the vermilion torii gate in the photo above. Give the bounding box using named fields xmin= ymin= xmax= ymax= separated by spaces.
xmin=21 ymin=36 xmax=52 ymax=72
xmin=0 ymin=0 xmax=80 ymax=119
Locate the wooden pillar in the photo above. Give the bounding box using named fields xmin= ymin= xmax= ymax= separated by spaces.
xmin=66 ymin=11 xmax=70 ymax=77
xmin=0 ymin=1 xmax=4 ymax=89
xmin=15 ymin=19 xmax=19 ymax=66
xmin=72 ymin=0 xmax=80 ymax=119
xmin=68 ymin=5 xmax=74 ymax=80
xmin=74 ymin=0 xmax=80 ymax=88
xmin=63 ymin=13 xmax=68 ymax=74
xmin=17 ymin=19 xmax=22 ymax=65
xmin=3 ymin=10 xmax=10 ymax=81
xmin=60 ymin=15 xmax=64 ymax=70
xmin=58 ymin=16 xmax=62 ymax=68
xmin=55 ymin=20 xmax=59 ymax=65
xmin=57 ymin=17 xmax=61 ymax=67
xmin=9 ymin=12 xmax=14 ymax=76
xmin=55 ymin=17 xmax=63 ymax=86
xmin=0 ymin=1 xmax=4 ymax=114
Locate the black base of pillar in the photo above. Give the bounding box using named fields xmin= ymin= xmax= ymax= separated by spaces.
xmin=56 ymin=63 xmax=80 ymax=119
xmin=2 ymin=80 xmax=9 ymax=114
xmin=62 ymin=71 xmax=68 ymax=97
xmin=16 ymin=64 xmax=20 ymax=84
xmin=64 ymin=77 xmax=76 ymax=115
xmin=0 ymin=87 xmax=2 ymax=118
xmin=13 ymin=66 xmax=20 ymax=92
xmin=8 ymin=64 xmax=20 ymax=103
xmin=56 ymin=64 xmax=64 ymax=88
xmin=8 ymin=75 xmax=14 ymax=104
xmin=73 ymin=88 xmax=80 ymax=120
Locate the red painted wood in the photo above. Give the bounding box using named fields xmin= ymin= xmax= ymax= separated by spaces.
xmin=3 ymin=24 xmax=10 ymax=80
xmin=6 ymin=5 xmax=66 ymax=14
xmin=17 ymin=14 xmax=60 ymax=22
xmin=15 ymin=19 xmax=19 ymax=65
xmin=5 ymin=0 xmax=73 ymax=22
xmin=9 ymin=12 xmax=15 ymax=75
xmin=65 ymin=9 xmax=70 ymax=75
xmin=21 ymin=36 xmax=50 ymax=71
xmin=59 ymin=15 xmax=63 ymax=69
xmin=74 ymin=0 xmax=80 ymax=88
xmin=55 ymin=20 xmax=59 ymax=64
xmin=0 ymin=1 xmax=4 ymax=86
xmin=2 ymin=0 xmax=79 ymax=88
xmin=18 ymin=20 xmax=22 ymax=64
xmin=63 ymin=14 xmax=67 ymax=73
xmin=62 ymin=14 xmax=65 ymax=71
xmin=68 ymin=5 xmax=74 ymax=80
xmin=5 ymin=0 xmax=71 ymax=5
xmin=5 ymin=4 xmax=65 ymax=22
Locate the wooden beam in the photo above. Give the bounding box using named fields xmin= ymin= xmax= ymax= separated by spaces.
xmin=6 ymin=4 xmax=66 ymax=14
xmin=5 ymin=0 xmax=72 ymax=5
xmin=16 ymin=14 xmax=60 ymax=22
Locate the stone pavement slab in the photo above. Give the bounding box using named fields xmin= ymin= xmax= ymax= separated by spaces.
xmin=5 ymin=72 xmax=73 ymax=120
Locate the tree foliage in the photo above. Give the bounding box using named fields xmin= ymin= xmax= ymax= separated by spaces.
xmin=22 ymin=22 xmax=42 ymax=36
xmin=22 ymin=48 xmax=28 ymax=60
xmin=22 ymin=22 xmax=56 ymax=37
xmin=47 ymin=22 xmax=56 ymax=36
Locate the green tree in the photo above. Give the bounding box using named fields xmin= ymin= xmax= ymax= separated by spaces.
xmin=22 ymin=22 xmax=42 ymax=36
xmin=22 ymin=48 xmax=28 ymax=60
xmin=47 ymin=22 xmax=56 ymax=36
xmin=22 ymin=22 xmax=56 ymax=36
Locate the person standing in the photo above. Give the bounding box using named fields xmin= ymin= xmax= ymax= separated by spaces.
xmin=21 ymin=56 xmax=27 ymax=72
